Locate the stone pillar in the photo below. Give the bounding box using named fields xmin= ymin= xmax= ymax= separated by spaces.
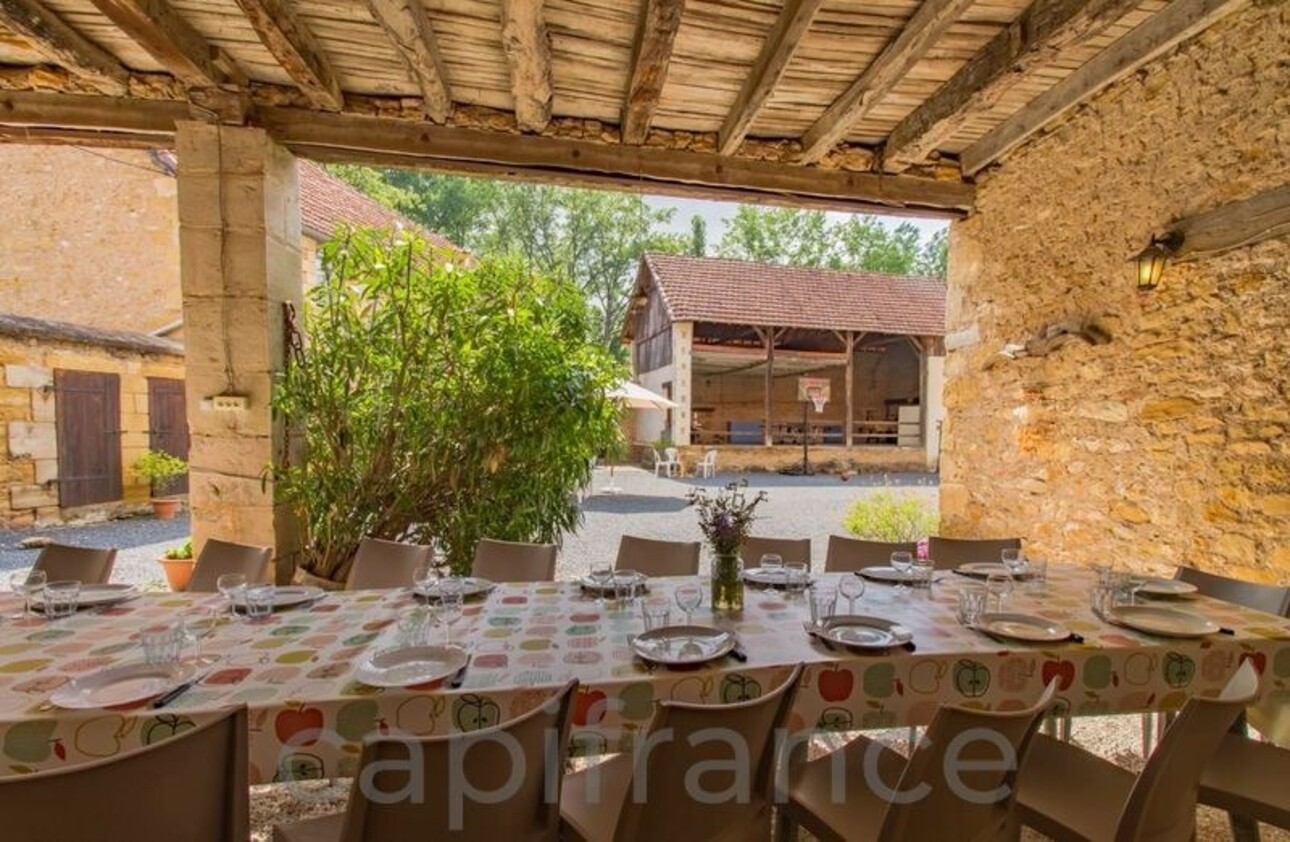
xmin=922 ymin=341 xmax=946 ymax=470
xmin=176 ymin=123 xmax=302 ymax=581
xmin=671 ymin=321 xmax=693 ymax=446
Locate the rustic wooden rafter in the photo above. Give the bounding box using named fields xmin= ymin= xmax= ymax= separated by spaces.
xmin=87 ymin=0 xmax=231 ymax=88
xmin=718 ymin=0 xmax=824 ymax=156
xmin=882 ymin=0 xmax=1142 ymax=170
xmin=363 ymin=0 xmax=452 ymax=122
xmin=798 ymin=0 xmax=974 ymax=165
xmin=960 ymin=0 xmax=1250 ymax=175
xmin=500 ymin=0 xmax=553 ymax=133
xmin=232 ymin=0 xmax=343 ymax=111
xmin=622 ymin=0 xmax=686 ymax=146
xmin=1169 ymin=183 xmax=1290 ymax=261
xmin=0 ymin=0 xmax=129 ymax=95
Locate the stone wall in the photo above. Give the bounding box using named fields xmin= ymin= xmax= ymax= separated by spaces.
xmin=940 ymin=4 xmax=1290 ymax=581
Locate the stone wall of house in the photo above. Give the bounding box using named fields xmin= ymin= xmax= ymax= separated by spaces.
xmin=0 ymin=335 xmax=185 ymax=526
xmin=940 ymin=3 xmax=1290 ymax=581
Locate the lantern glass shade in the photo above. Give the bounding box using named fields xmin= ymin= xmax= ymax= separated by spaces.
xmin=1135 ymin=242 xmax=1170 ymax=291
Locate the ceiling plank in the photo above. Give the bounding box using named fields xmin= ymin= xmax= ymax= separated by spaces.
xmin=231 ymin=0 xmax=343 ymax=111
xmin=363 ymin=0 xmax=451 ymax=122
xmin=960 ymin=0 xmax=1249 ymax=175
xmin=0 ymin=0 xmax=129 ymax=95
xmin=719 ymin=0 xmax=825 ymax=156
xmin=883 ymin=0 xmax=1142 ymax=170
xmin=87 ymin=0 xmax=230 ymax=88
xmin=500 ymin=0 xmax=552 ymax=133
xmin=622 ymin=0 xmax=686 ymax=146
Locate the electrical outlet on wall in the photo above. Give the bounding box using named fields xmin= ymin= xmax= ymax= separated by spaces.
xmin=210 ymin=394 xmax=249 ymax=412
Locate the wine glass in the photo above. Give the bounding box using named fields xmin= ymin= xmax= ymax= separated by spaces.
xmin=675 ymin=583 xmax=703 ymax=626
xmin=759 ymin=553 xmax=783 ymax=582
xmin=1001 ymin=548 xmax=1028 ymax=582
xmin=436 ymin=579 xmax=464 ymax=648
xmin=838 ymin=574 xmax=865 ymax=614
xmin=216 ymin=573 xmax=247 ymax=622
xmin=986 ymin=572 xmax=1013 ymax=612
xmin=9 ymin=570 xmax=46 ymax=619
xmin=890 ymin=551 xmax=913 ymax=594
xmin=413 ymin=561 xmax=436 ymax=598
xmin=589 ymin=563 xmax=613 ymax=608
xmin=1120 ymin=572 xmax=1148 ymax=606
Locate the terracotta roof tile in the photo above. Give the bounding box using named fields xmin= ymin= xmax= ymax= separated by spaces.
xmin=642 ymin=253 xmax=945 ymax=336
xmin=0 ymin=312 xmax=183 ymax=355
xmin=297 ymin=161 xmax=456 ymax=249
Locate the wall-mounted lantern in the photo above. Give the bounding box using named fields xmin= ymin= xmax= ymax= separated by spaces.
xmin=1133 ymin=232 xmax=1184 ymax=292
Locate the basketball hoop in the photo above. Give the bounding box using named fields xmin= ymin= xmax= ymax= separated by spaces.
xmin=807 ymin=386 xmax=827 ymax=414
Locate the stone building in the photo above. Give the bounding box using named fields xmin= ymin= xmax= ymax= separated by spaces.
xmin=623 ymin=254 xmax=945 ymax=471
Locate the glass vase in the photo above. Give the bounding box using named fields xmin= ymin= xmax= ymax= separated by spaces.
xmin=711 ymin=549 xmax=744 ymax=614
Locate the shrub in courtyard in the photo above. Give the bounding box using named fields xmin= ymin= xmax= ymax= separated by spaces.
xmin=273 ymin=228 xmax=623 ymax=582
xmin=842 ymin=491 xmax=939 ymax=543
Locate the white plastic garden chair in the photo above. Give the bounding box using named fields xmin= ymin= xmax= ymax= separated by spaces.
xmin=696 ymin=448 xmax=717 ymax=478
xmin=654 ymin=447 xmax=680 ymax=477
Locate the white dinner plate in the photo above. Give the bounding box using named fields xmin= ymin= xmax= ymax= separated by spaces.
xmin=50 ymin=661 xmax=198 ymax=710
xmin=1138 ymin=578 xmax=1199 ymax=597
xmin=232 ymin=585 xmax=325 ymax=610
xmin=31 ymin=583 xmax=139 ymax=610
xmin=975 ymin=613 xmax=1072 ymax=643
xmin=955 ymin=563 xmax=1032 ymax=580
xmin=742 ymin=567 xmax=811 ymax=588
xmin=809 ymin=615 xmax=913 ymax=651
xmin=578 ymin=572 xmax=647 ymax=595
xmin=1104 ymin=605 xmax=1219 ymax=638
xmin=857 ymin=566 xmax=918 ymax=584
xmin=415 ymin=578 xmax=494 ymax=600
xmin=630 ymin=625 xmax=735 ymax=666
xmin=354 ymin=645 xmax=468 ymax=688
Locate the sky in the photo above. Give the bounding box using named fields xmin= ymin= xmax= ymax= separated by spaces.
xmin=643 ymin=194 xmax=948 ymax=245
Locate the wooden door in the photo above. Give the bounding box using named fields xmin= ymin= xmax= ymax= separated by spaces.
xmin=54 ymin=370 xmax=122 ymax=508
xmin=147 ymin=378 xmax=189 ymax=495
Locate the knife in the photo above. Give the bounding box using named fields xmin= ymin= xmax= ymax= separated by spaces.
xmin=152 ymin=671 xmax=208 ymax=709
xmin=449 ymin=655 xmax=472 ymax=689
xmin=729 ymin=642 xmax=748 ymax=662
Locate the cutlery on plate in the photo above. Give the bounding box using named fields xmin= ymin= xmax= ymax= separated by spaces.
xmin=728 ymin=641 xmax=748 ymax=662
xmin=152 ymin=670 xmax=211 ymax=709
xmin=449 ymin=655 xmax=472 ymax=689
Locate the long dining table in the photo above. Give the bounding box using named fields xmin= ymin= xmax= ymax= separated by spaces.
xmin=0 ymin=563 xmax=1288 ymax=782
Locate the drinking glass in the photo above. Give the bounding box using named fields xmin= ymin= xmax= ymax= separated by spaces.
xmin=1001 ymin=549 xmax=1029 ymax=588
xmin=8 ymin=570 xmax=46 ymax=620
xmin=216 ymin=573 xmax=248 ymax=621
xmin=675 ymin=583 xmax=702 ymax=625
xmin=1092 ymin=562 xmax=1115 ymax=588
xmin=1026 ymin=558 xmax=1049 ymax=593
xmin=1090 ymin=584 xmax=1114 ymax=616
xmin=809 ymin=587 xmax=837 ymax=626
xmin=957 ymin=584 xmax=988 ymax=626
xmin=890 ymin=552 xmax=913 ymax=594
xmin=912 ymin=558 xmax=935 ymax=591
xmin=641 ymin=598 xmax=671 ymax=631
xmin=1118 ymin=572 xmax=1147 ymax=607
xmin=785 ymin=562 xmax=809 ymax=595
xmin=413 ymin=561 xmax=437 ymax=597
xmin=436 ymin=579 xmax=464 ymax=647
xmin=985 ymin=572 xmax=1013 ymax=612
xmin=243 ymin=584 xmax=274 ymax=622
xmin=613 ymin=569 xmax=640 ymax=609
xmin=589 ymin=563 xmax=614 ymax=608
xmin=759 ymin=554 xmax=784 ymax=580
xmin=838 ymin=574 xmax=865 ymax=614
xmin=43 ymin=580 xmax=81 ymax=619
xmin=396 ymin=608 xmax=429 ymax=646
xmin=141 ymin=621 xmax=187 ymax=666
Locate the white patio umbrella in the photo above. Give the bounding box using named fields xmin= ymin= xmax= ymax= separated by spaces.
xmin=599 ymin=380 xmax=677 ymax=493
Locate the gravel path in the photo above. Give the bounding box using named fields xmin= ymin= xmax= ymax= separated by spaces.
xmin=0 ymin=514 xmax=189 ymax=587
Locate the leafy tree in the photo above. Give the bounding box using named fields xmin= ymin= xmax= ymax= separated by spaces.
xmin=915 ymin=228 xmax=949 ymax=278
xmin=273 ymin=227 xmax=624 ymax=581
xmin=688 ymin=214 xmax=707 ymax=256
xmin=719 ymin=206 xmax=834 ymax=266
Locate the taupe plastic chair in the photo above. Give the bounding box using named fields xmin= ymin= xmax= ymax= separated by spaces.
xmin=776 ymin=679 xmax=1057 ymax=841
xmin=472 ymin=538 xmax=558 ymax=583
xmin=1015 ymin=660 xmax=1260 ymax=842
xmin=186 ymin=538 xmax=273 ymax=593
xmin=741 ymin=536 xmax=811 ymax=568
xmin=561 ymin=664 xmax=803 ymax=842
xmin=0 ymin=706 xmax=247 ymax=842
xmin=344 ymin=537 xmax=431 ymax=590
xmin=1175 ymin=566 xmax=1290 ymax=616
xmin=927 ymin=536 xmax=1021 ymax=569
xmin=274 ymin=680 xmax=578 ymax=842
xmin=614 ymin=534 xmax=700 ymax=578
xmin=32 ymin=543 xmax=117 ymax=584
xmin=1199 ymin=730 xmax=1290 ymax=832
xmin=824 ymin=536 xmax=917 ymax=573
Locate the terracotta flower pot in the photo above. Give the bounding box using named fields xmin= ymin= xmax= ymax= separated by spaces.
xmin=157 ymin=556 xmax=195 ymax=592
xmin=151 ymin=498 xmax=182 ymax=521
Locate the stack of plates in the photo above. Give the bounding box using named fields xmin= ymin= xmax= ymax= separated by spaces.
xmin=578 ymin=572 xmax=646 ymax=595
xmin=857 ymin=566 xmax=918 ymax=584
xmin=630 ymin=625 xmax=735 ymax=666
xmin=955 ymin=563 xmax=1031 ymax=579
xmin=742 ymin=567 xmax=810 ymax=588
xmin=805 ymin=615 xmax=913 ymax=651
xmin=1136 ymin=578 xmax=1198 ymax=598
xmin=231 ymin=585 xmax=324 ymax=610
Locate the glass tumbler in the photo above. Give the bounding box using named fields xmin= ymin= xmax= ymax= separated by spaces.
xmin=141 ymin=621 xmax=187 ymax=666
xmin=957 ymin=584 xmax=987 ymax=626
xmin=244 ymin=585 xmax=275 ymax=622
xmin=43 ymin=580 xmax=81 ymax=619
xmin=809 ymin=586 xmax=837 ymax=626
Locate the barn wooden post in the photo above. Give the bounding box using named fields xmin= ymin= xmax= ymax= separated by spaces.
xmin=760 ymin=326 xmax=776 ymax=447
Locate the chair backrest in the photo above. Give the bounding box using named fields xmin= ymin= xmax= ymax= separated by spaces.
xmin=472 ymin=538 xmax=558 ymax=583
xmin=186 ymin=538 xmax=273 ymax=592
xmin=825 ymin=535 xmax=917 ymax=572
xmin=0 ymin=706 xmax=248 ymax=842
xmin=701 ymin=449 xmax=717 ymax=466
xmin=877 ymin=679 xmax=1058 ymax=841
xmin=741 ymin=536 xmax=811 ymax=567
xmin=653 ymin=448 xmax=663 ymax=463
xmin=665 ymin=447 xmax=680 ymax=461
xmin=614 ymin=664 xmax=804 ymax=842
xmin=339 ymin=680 xmax=578 ymax=841
xmin=1115 ymin=661 xmax=1260 ymax=842
xmin=345 ymin=537 xmax=432 ymax=590
xmin=33 ymin=543 xmax=117 ymax=584
xmin=928 ymin=537 xmax=1022 ymax=569
xmin=1175 ymin=566 xmax=1290 ymax=617
xmin=615 ymin=535 xmax=700 ymax=577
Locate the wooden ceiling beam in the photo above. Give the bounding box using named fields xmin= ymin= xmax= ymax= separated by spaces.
xmin=232 ymin=0 xmax=343 ymax=111
xmin=797 ymin=0 xmax=973 ymax=165
xmin=882 ymin=0 xmax=1142 ymax=171
xmin=87 ymin=0 xmax=231 ymax=88
xmin=0 ymin=0 xmax=129 ymax=95
xmin=363 ymin=0 xmax=452 ymax=122
xmin=500 ymin=0 xmax=553 ymax=133
xmin=719 ymin=0 xmax=825 ymax=156
xmin=622 ymin=0 xmax=686 ymax=146
xmin=960 ymin=0 xmax=1249 ymax=175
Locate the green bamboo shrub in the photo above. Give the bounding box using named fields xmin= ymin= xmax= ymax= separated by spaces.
xmin=273 ymin=228 xmax=623 ymax=581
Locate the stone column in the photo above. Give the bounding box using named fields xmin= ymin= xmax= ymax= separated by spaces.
xmin=671 ymin=321 xmax=693 ymax=446
xmin=921 ymin=339 xmax=946 ymax=470
xmin=176 ymin=123 xmax=302 ymax=581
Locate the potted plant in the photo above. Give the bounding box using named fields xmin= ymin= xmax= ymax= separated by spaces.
xmin=157 ymin=538 xmax=194 ymax=592
xmin=130 ymin=449 xmax=188 ymax=520
xmin=688 ymin=480 xmax=768 ymax=613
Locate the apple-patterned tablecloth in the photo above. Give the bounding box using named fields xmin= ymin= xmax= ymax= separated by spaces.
xmin=1 ymin=565 xmax=1288 ymax=782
